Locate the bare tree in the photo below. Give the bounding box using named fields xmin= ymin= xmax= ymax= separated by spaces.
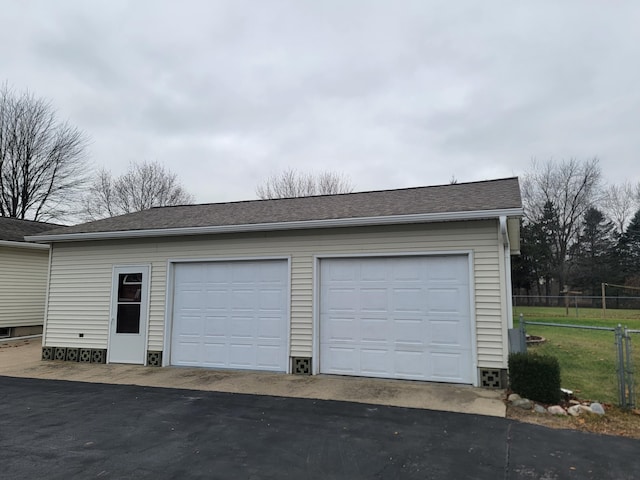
xmin=521 ymin=158 xmax=602 ymax=290
xmin=0 ymin=83 xmax=88 ymax=220
xmin=256 ymin=168 xmax=354 ymax=199
xmin=82 ymin=161 xmax=194 ymax=220
xmin=602 ymin=182 xmax=640 ymax=235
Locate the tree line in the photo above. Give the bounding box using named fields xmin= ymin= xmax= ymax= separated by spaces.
xmin=513 ymin=158 xmax=640 ymax=298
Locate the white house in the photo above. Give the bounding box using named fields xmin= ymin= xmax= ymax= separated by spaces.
xmin=0 ymin=218 xmax=58 ymax=337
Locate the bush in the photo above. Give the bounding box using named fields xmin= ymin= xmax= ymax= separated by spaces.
xmin=508 ymin=352 xmax=561 ymax=404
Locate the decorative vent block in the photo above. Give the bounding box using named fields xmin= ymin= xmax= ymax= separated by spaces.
xmin=79 ymin=349 xmax=92 ymax=363
xmin=91 ymin=349 xmax=106 ymax=364
xmin=292 ymin=357 xmax=311 ymax=375
xmin=147 ymin=351 xmax=162 ymax=367
xmin=480 ymin=368 xmax=506 ymax=389
xmin=66 ymin=348 xmax=79 ymax=362
xmin=42 ymin=347 xmax=54 ymax=361
xmin=54 ymin=347 xmax=67 ymax=361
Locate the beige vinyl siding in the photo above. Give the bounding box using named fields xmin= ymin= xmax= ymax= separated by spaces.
xmin=0 ymin=246 xmax=49 ymax=328
xmin=44 ymin=219 xmax=508 ymax=368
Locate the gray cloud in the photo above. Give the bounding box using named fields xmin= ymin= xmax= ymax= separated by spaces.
xmin=1 ymin=0 xmax=639 ymax=203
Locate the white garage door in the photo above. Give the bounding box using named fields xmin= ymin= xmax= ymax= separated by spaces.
xmin=171 ymin=260 xmax=289 ymax=371
xmin=320 ymin=256 xmax=473 ymax=383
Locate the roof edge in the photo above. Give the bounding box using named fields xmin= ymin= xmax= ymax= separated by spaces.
xmin=26 ymin=208 xmax=524 ymax=243
xmin=0 ymin=239 xmax=50 ymax=250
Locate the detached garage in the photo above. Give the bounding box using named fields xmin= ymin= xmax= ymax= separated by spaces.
xmin=29 ymin=177 xmax=522 ymax=387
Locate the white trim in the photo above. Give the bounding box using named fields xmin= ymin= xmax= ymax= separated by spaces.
xmin=313 ymin=251 xmax=477 ymax=385
xmin=0 ymin=239 xmax=49 ymax=250
xmin=107 ymin=264 xmax=151 ymax=365
xmin=162 ymin=256 xmax=292 ymax=372
xmin=41 ymin=245 xmax=53 ymax=347
xmin=500 ymin=216 xmax=515 ymax=330
xmin=25 ymin=208 xmax=524 ymax=243
xmin=467 ymin=250 xmax=479 ymax=387
xmin=162 ymin=260 xmax=175 ymax=367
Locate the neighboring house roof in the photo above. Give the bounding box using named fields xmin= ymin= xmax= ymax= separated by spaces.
xmin=0 ymin=217 xmax=61 ymax=243
xmin=28 ymin=177 xmax=522 ymax=242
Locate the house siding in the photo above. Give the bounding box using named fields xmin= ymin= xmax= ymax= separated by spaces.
xmin=44 ymin=220 xmax=509 ymax=369
xmin=0 ymin=246 xmax=49 ymax=329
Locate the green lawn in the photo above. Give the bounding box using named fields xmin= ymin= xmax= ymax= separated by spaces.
xmin=513 ymin=306 xmax=640 ymax=405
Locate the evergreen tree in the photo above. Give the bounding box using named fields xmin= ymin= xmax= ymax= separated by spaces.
xmin=618 ymin=209 xmax=640 ymax=282
xmin=570 ymin=207 xmax=616 ymax=295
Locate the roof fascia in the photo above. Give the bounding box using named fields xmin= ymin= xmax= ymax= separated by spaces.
xmin=0 ymin=239 xmax=50 ymax=250
xmin=26 ymin=207 xmax=524 ymax=243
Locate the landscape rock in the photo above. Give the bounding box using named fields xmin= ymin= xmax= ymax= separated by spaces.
xmin=567 ymin=405 xmax=582 ymax=416
xmin=511 ymin=398 xmax=533 ymax=409
xmin=590 ymin=402 xmax=605 ymax=415
xmin=548 ymin=405 xmax=567 ymax=415
xmin=507 ymin=393 xmax=521 ymax=402
xmin=568 ymin=399 xmax=581 ymax=406
xmin=534 ymin=404 xmax=547 ymax=414
xmin=579 ymin=405 xmax=593 ymax=414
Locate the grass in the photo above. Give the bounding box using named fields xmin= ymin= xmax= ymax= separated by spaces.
xmin=513 ymin=306 xmax=640 ymax=405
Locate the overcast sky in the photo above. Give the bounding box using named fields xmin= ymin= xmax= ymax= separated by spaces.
xmin=1 ymin=1 xmax=639 ymax=203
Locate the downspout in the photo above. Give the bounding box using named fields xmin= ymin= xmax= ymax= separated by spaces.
xmin=500 ymin=216 xmax=514 ymax=329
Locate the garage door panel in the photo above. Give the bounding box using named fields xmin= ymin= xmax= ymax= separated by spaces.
xmin=431 ymin=320 xmax=467 ymax=346
xmin=360 ymin=288 xmax=388 ymax=311
xmin=394 ymin=350 xmax=427 ymax=378
xmin=393 ymin=318 xmax=425 ymax=343
xmin=259 ymin=290 xmax=285 ymax=310
xmin=361 ymin=348 xmax=391 ymax=375
xmin=324 ymin=346 xmax=357 ymax=373
xmin=320 ymin=256 xmax=473 ymax=384
xmin=430 ymin=351 xmax=469 ymax=382
xmin=392 ymin=288 xmax=424 ymax=312
xmin=171 ymin=260 xmax=288 ymax=372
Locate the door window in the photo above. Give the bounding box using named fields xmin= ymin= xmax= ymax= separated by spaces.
xmin=116 ymin=273 xmax=142 ymax=334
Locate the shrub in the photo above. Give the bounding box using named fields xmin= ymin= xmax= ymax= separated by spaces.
xmin=508 ymin=352 xmax=561 ymax=404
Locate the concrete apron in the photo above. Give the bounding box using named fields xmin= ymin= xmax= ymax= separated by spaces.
xmin=0 ymin=339 xmax=505 ymax=417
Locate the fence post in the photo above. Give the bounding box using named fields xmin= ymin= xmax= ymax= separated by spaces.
xmin=615 ymin=324 xmax=628 ymax=408
xmin=519 ymin=313 xmax=526 ymax=352
xmin=624 ymin=327 xmax=635 ymax=408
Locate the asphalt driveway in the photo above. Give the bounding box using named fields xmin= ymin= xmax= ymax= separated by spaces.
xmin=0 ymin=377 xmax=638 ymax=479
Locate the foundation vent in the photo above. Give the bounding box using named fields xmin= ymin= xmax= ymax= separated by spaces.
xmin=479 ymin=368 xmax=506 ymax=389
xmin=91 ymin=349 xmax=106 ymax=364
xmin=292 ymin=357 xmax=311 ymax=375
xmin=54 ymin=347 xmax=67 ymax=361
xmin=66 ymin=348 xmax=79 ymax=362
xmin=42 ymin=347 xmax=54 ymax=360
xmin=147 ymin=351 xmax=162 ymax=367
xmin=79 ymin=349 xmax=92 ymax=362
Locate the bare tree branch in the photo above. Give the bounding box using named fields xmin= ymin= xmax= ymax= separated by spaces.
xmin=601 ymin=182 xmax=640 ymax=235
xmin=256 ymin=168 xmax=354 ymax=199
xmin=0 ymin=83 xmax=89 ymax=220
xmin=521 ymin=157 xmax=602 ymax=289
xmin=81 ymin=160 xmax=194 ymax=220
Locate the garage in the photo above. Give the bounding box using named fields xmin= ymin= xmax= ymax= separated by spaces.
xmin=170 ymin=259 xmax=289 ymax=371
xmin=319 ymin=255 xmax=473 ymax=383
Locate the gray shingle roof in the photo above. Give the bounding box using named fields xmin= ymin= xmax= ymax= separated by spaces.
xmin=36 ymin=177 xmax=522 ymax=238
xmin=0 ymin=217 xmax=62 ymax=242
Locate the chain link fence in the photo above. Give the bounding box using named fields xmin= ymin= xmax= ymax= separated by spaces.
xmin=514 ymin=316 xmax=636 ymax=408
xmin=514 ymin=295 xmax=640 ymax=311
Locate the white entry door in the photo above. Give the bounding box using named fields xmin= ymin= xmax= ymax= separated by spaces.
xmin=171 ymin=260 xmax=289 ymax=371
xmin=108 ymin=266 xmax=150 ymax=364
xmin=320 ymin=256 xmax=473 ymax=383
